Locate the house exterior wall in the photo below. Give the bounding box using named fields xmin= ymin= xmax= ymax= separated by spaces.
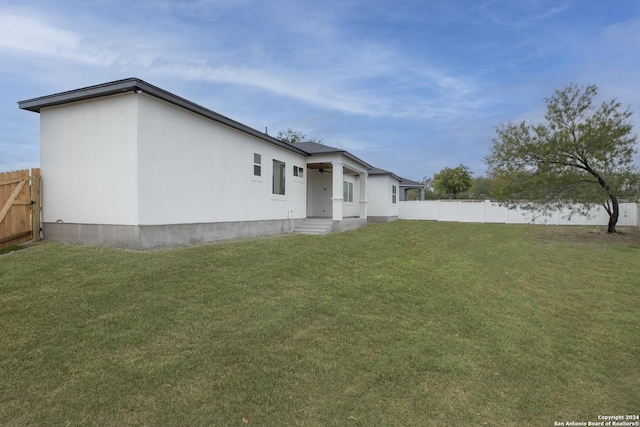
xmin=136 ymin=94 xmax=307 ymax=225
xmin=38 ymin=91 xmax=311 ymax=248
xmin=367 ymin=175 xmax=400 ymax=221
xmin=40 ymin=93 xmax=139 ymax=225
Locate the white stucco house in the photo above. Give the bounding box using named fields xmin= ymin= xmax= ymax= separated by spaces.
xmin=18 ymin=78 xmax=409 ymax=249
xmin=367 ymin=167 xmax=402 ymax=222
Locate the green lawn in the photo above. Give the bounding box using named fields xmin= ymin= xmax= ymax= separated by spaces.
xmin=1 ymin=222 xmax=638 ymax=426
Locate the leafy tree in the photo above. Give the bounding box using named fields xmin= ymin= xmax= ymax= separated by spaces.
xmin=470 ymin=176 xmax=495 ymax=199
xmin=431 ymin=164 xmax=473 ymax=199
xmin=420 ymin=177 xmax=439 ymax=200
xmin=485 ymin=83 xmax=639 ymax=233
xmin=459 ymin=176 xmax=495 ymax=199
xmin=276 ymin=128 xmax=322 ymax=144
xmin=405 ymin=188 xmax=419 ymax=200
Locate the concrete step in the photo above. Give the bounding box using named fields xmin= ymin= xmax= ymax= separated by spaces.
xmin=293 ymin=219 xmax=334 ymax=235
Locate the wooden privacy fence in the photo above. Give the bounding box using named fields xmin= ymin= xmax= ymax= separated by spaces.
xmin=0 ymin=168 xmax=41 ymax=248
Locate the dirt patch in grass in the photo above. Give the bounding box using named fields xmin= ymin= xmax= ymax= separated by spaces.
xmin=536 ymin=225 xmax=640 ymax=246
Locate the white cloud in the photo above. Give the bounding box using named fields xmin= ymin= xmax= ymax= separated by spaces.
xmin=0 ymin=13 xmax=79 ymax=55
xmin=0 ymin=12 xmax=119 ymax=67
xmin=0 ymin=3 xmax=488 ymax=124
xmin=479 ymin=0 xmax=570 ymax=27
xmin=152 ymin=55 xmax=481 ymax=121
xmin=0 ymin=8 xmax=188 ymax=73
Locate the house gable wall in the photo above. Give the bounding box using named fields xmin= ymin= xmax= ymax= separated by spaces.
xmin=40 ymin=93 xmax=139 ymax=225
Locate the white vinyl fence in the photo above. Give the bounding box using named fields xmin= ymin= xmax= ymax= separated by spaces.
xmin=399 ymin=200 xmax=639 ymax=227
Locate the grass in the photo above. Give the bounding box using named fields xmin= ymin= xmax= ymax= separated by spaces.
xmin=0 ymin=221 xmax=638 ymax=426
xmin=0 ymin=244 xmax=24 ymax=255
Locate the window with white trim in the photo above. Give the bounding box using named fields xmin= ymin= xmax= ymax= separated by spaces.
xmin=273 ymin=160 xmax=286 ymax=195
xmin=343 ymin=181 xmax=353 ymax=202
xmin=294 ymin=165 xmax=304 ymax=178
xmin=392 ymin=185 xmax=397 ymax=204
xmin=253 ymin=153 xmax=262 ymax=176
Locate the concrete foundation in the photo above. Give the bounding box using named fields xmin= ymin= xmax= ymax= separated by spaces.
xmin=333 ymin=217 xmax=368 ymax=232
xmin=43 ymin=216 xmax=372 ymax=250
xmin=43 ymin=223 xmax=141 ymax=249
xmin=43 ymin=218 xmax=304 ymax=250
xmin=367 ymin=216 xmax=399 ymax=223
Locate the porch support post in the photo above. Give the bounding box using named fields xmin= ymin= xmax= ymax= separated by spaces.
xmin=331 ymin=161 xmax=344 ymax=221
xmin=359 ymin=173 xmax=367 ymax=219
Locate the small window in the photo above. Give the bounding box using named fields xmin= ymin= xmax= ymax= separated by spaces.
xmin=343 ymin=181 xmax=353 ymax=202
xmin=254 ymin=153 xmax=262 ymax=176
xmin=273 ymin=160 xmax=286 ymax=195
xmin=293 ymin=166 xmax=304 ymax=178
xmin=392 ymin=185 xmax=397 ymax=204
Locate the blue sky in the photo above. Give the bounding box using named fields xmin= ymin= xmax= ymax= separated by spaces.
xmin=1 ymin=0 xmax=639 ymax=181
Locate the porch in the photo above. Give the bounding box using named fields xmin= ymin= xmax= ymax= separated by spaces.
xmin=305 ymin=160 xmax=369 ymax=221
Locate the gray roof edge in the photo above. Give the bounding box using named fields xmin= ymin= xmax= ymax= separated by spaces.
xmin=18 ymin=78 xmax=140 ymax=112
xmin=398 ymin=177 xmax=424 ymax=186
xmin=369 ymin=167 xmax=402 ymax=181
xmin=294 ymin=142 xmax=373 ymax=169
xmin=327 ymin=151 xmax=373 ymax=170
xmin=18 ymin=78 xmax=309 ymax=156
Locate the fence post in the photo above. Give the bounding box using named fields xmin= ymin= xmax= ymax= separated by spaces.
xmin=31 ymin=169 xmax=41 ymax=242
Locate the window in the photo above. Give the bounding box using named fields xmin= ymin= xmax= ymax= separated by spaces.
xmin=253 ymin=153 xmax=261 ymax=176
xmin=293 ymin=165 xmax=304 ymax=178
xmin=343 ymin=181 xmax=353 ymax=202
xmin=392 ymin=185 xmax=397 ymax=204
xmin=273 ymin=160 xmax=286 ymax=195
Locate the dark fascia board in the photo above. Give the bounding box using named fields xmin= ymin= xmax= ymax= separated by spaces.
xmin=18 ymin=78 xmax=141 ymax=112
xmin=369 ymin=168 xmax=402 ymax=182
xmin=295 ymin=142 xmax=373 ymax=170
xmin=398 ymin=177 xmax=424 ymax=187
xmin=306 ymin=149 xmax=373 ymax=170
xmin=18 ymin=78 xmax=310 ymax=156
xmin=314 ymin=151 xmax=374 ymax=170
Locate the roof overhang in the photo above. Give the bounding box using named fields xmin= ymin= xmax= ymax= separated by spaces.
xmin=295 ymin=142 xmax=373 ymax=171
xmin=398 ymin=177 xmax=424 ymax=187
xmin=368 ymin=167 xmax=402 ymax=182
xmin=18 ymin=78 xmax=309 ymax=156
